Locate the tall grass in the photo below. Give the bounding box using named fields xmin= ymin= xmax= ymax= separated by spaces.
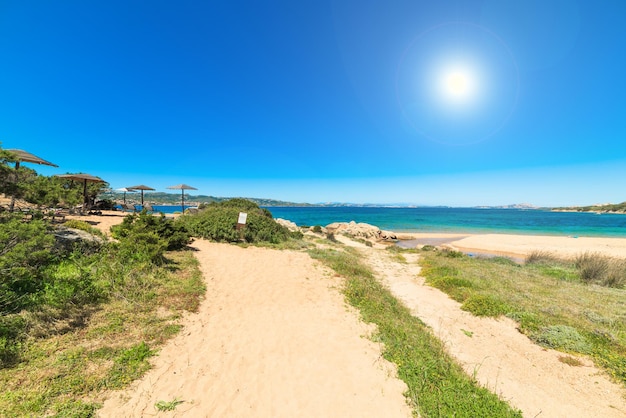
xmin=308 ymin=246 xmax=522 ymax=417
xmin=575 ymin=252 xmax=626 ymax=288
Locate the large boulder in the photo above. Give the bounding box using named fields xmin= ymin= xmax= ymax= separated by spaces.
xmin=275 ymin=218 xmax=300 ymax=232
xmin=53 ymin=227 xmax=104 ymax=253
xmin=326 ymin=221 xmax=397 ymax=241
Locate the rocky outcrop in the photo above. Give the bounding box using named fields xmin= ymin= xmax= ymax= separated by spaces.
xmin=275 ymin=218 xmax=300 ymax=232
xmin=53 ymin=227 xmax=104 ymax=252
xmin=325 ymin=221 xmax=397 ymax=242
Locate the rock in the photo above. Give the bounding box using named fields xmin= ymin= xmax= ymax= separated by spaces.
xmin=275 ymin=218 xmax=300 ymax=232
xmin=53 ymin=227 xmax=104 ymax=253
xmin=325 ymin=221 xmax=397 ymax=241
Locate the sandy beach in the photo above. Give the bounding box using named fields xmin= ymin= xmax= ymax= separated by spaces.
xmin=398 ymin=232 xmax=626 ymax=260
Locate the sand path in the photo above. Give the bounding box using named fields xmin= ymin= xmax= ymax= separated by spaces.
xmin=336 ymin=235 xmax=626 ymax=417
xmin=98 ymin=240 xmax=411 ymax=417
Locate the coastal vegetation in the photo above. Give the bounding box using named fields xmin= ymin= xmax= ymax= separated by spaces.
xmin=179 ymin=198 xmax=302 ymax=243
xmin=418 ymin=249 xmax=626 ymax=386
xmin=309 ymin=245 xmax=522 ymax=417
xmin=0 ymin=210 xmax=205 ymax=416
xmin=0 ymin=194 xmax=306 ymax=416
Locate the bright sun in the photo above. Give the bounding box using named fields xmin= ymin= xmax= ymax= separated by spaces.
xmin=439 ymin=68 xmax=477 ymax=104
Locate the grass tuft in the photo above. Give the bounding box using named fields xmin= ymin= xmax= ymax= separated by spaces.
xmin=155 ymin=397 xmax=184 ymax=411
xmin=558 ymin=355 xmax=583 ymax=367
xmin=575 ymin=252 xmax=626 ymax=288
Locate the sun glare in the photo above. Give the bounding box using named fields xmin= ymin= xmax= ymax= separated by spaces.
xmin=396 ymin=22 xmax=519 ymax=145
xmin=439 ymin=68 xmax=476 ymax=103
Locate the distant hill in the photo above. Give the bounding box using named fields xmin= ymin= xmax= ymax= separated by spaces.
xmin=552 ymin=202 xmax=626 ymax=214
xmin=102 ymin=191 xmax=313 ymax=207
xmin=473 ymin=203 xmax=540 ymax=209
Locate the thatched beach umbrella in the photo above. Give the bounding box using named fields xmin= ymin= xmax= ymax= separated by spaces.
xmin=5 ymin=149 xmax=58 ymax=211
xmin=167 ymin=184 xmax=198 ymax=212
xmin=56 ymin=173 xmax=106 ymax=207
xmin=126 ymin=184 xmax=155 ymax=205
xmin=6 ymin=149 xmax=58 ymax=170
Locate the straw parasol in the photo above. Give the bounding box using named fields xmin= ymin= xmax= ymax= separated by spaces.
xmin=56 ymin=173 xmax=106 ymax=207
xmin=126 ymin=184 xmax=155 ymax=205
xmin=5 ymin=149 xmax=58 ymax=211
xmin=167 ymin=184 xmax=198 ymax=212
xmin=5 ymin=149 xmax=59 ymax=170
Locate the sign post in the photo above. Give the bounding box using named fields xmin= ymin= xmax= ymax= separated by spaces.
xmin=237 ymin=212 xmax=247 ymax=240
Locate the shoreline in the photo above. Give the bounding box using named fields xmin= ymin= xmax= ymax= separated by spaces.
xmin=395 ymin=232 xmax=626 ymax=260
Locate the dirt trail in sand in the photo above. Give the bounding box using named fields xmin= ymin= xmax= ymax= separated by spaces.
xmin=99 ymin=240 xmax=411 ymax=417
xmin=336 ymin=235 xmax=626 ymax=418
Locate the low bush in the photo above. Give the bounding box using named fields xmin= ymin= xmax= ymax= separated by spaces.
xmin=111 ymin=211 xmax=191 ymax=252
xmin=534 ymin=325 xmax=592 ymax=354
xmin=63 ymin=219 xmax=106 ymax=239
xmin=0 ymin=316 xmax=27 ymax=367
xmin=461 ymin=294 xmax=510 ymax=317
xmin=180 ymin=199 xmax=298 ymax=244
xmin=0 ymin=217 xmax=56 ymax=314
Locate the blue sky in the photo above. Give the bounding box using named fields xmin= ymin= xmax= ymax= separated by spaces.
xmin=1 ymin=0 xmax=624 ymax=206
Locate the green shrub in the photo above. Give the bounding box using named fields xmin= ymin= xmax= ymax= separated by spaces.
xmin=0 ymin=315 xmax=27 ymax=367
xmin=39 ymin=257 xmax=104 ymax=309
xmin=111 ymin=211 xmax=191 ymax=252
xmin=461 ymin=294 xmax=510 ymax=317
xmin=312 ymin=225 xmax=322 ymax=233
xmin=0 ymin=217 xmax=56 ymax=314
xmin=117 ymin=231 xmax=168 ymax=264
xmin=431 ymin=275 xmax=474 ymax=290
xmin=63 ymin=219 xmax=106 ymax=239
xmin=180 ymin=199 xmax=296 ymax=244
xmin=443 ymin=249 xmax=465 ymax=258
xmin=534 ymin=325 xmax=592 ymax=354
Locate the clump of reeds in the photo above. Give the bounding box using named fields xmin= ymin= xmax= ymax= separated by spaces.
xmin=525 ymin=250 xmax=562 ymax=265
xmin=575 ymin=252 xmax=626 ymax=288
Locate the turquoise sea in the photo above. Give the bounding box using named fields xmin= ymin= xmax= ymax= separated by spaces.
xmin=264 ymin=207 xmax=626 ymax=238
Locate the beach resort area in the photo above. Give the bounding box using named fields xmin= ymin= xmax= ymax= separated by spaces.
xmin=1 ymin=166 xmax=626 ymax=417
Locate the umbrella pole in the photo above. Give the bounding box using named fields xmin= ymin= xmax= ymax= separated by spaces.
xmin=181 ymin=189 xmax=185 ymax=213
xmin=83 ymin=179 xmax=88 ymax=207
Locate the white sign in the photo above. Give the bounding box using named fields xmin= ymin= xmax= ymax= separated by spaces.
xmin=237 ymin=212 xmax=248 ymax=225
